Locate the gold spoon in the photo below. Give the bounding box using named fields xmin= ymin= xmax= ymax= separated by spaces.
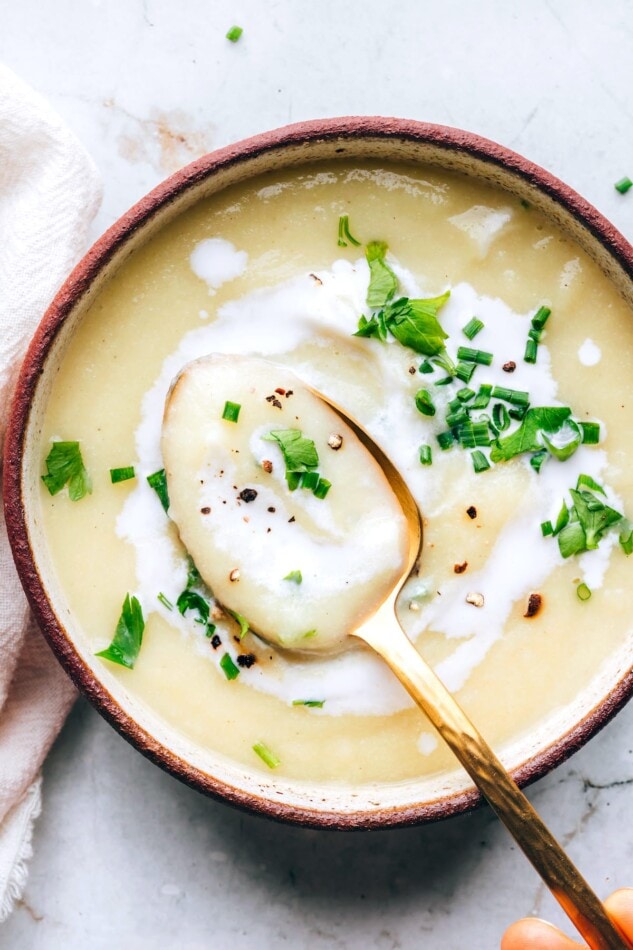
xmin=316 ymin=391 xmax=630 ymax=950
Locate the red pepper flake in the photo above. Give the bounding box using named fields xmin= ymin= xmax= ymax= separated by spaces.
xmin=524 ymin=593 xmax=543 ymax=618
xmin=210 ymin=634 xmax=221 ymax=649
xmin=275 ymin=387 xmax=286 ymax=395
xmin=200 ymin=506 xmax=211 ymax=515
xmin=502 ymin=361 xmax=517 ymax=373
xmin=454 ymin=561 xmax=468 ymax=574
xmin=466 ymin=506 xmax=477 ymax=520
xmin=262 ymin=459 xmax=273 ymax=473
xmin=237 ymin=653 xmax=256 ymax=668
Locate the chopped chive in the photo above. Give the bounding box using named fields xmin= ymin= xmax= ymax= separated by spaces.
xmin=524 ymin=338 xmax=538 ymax=364
xmin=615 ymin=177 xmax=633 ymax=195
xmin=436 ymin=430 xmax=455 ymax=451
xmin=414 ymin=388 xmax=436 ymax=417
xmin=284 ymin=570 xmax=303 ymax=584
xmin=147 ymin=469 xmax=170 ymax=512
xmin=252 ymin=741 xmax=280 ymax=769
xmin=299 ymin=470 xmax=320 ymax=491
xmin=458 ymin=421 xmax=491 ymax=448
xmin=222 ymin=400 xmax=241 ymax=423
xmin=492 ymin=402 xmax=510 ymax=431
xmin=337 ymin=214 xmax=361 ymax=248
xmin=541 ymin=520 xmax=554 ymax=537
xmin=445 ymin=406 xmax=469 ymax=428
xmin=471 ymin=384 xmax=492 ymax=410
xmin=419 ymin=444 xmax=432 ymax=465
xmin=292 ymin=699 xmax=325 ymax=708
xmin=580 ymin=422 xmax=600 ymax=445
xmin=220 ymin=653 xmax=240 ymax=680
xmin=454 ymin=361 xmax=477 ymax=383
xmin=110 ymin=466 xmax=135 ymax=483
xmin=226 ymin=25 xmax=243 ymax=42
xmin=531 ymin=306 xmax=551 ymax=331
xmin=434 ymin=375 xmax=454 ymax=386
xmin=286 ymin=471 xmax=301 ymax=491
xmin=471 ymin=450 xmax=490 ymax=473
xmin=462 ymin=317 xmax=484 ymax=340
xmin=456 ymin=346 xmax=493 ymax=366
xmin=528 ymin=327 xmax=542 ymax=344
xmin=205 ymin=623 xmax=217 ymax=638
xmin=530 ymin=450 xmax=548 ymax=473
xmin=490 ymin=386 xmax=530 ymax=407
xmin=456 ymin=387 xmax=475 ymax=402
xmin=576 ymin=582 xmax=592 ymax=602
xmin=157 ymin=592 xmax=173 ymax=610
xmin=313 ymin=477 xmax=331 ymax=499
xmin=509 ymin=405 xmax=528 ymax=421
xmin=419 ymin=360 xmax=434 ymax=374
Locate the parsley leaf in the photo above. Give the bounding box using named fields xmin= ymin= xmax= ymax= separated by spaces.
xmin=547 ymin=475 xmax=628 ymax=559
xmin=385 ymin=293 xmax=450 ymax=355
xmin=490 ymin=407 xmax=571 ymax=463
xmin=41 ymin=441 xmax=92 ymax=500
xmin=96 ymin=594 xmax=145 ymax=669
xmin=227 ymin=608 xmax=250 ymax=640
xmin=177 ymin=589 xmax=210 ymax=624
xmin=353 ymin=310 xmax=389 ymax=341
xmin=262 ymin=429 xmax=319 ymax=472
xmin=284 ymin=570 xmax=303 ymax=584
xmin=365 ymin=241 xmax=398 ymax=309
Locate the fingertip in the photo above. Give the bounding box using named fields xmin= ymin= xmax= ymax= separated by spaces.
xmin=501 ymin=917 xmax=582 ymax=949
xmin=604 ymin=889 xmax=633 ymax=944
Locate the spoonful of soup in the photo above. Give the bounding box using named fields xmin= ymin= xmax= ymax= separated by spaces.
xmin=162 ymin=353 xmax=628 ymax=950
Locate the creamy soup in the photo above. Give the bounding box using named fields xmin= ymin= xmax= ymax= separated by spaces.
xmin=38 ymin=161 xmax=633 ymax=785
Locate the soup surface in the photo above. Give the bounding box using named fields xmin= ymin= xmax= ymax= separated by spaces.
xmin=38 ymin=161 xmax=633 ymax=785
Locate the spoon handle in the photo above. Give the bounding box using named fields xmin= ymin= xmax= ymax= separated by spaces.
xmin=355 ymin=609 xmax=630 ymax=950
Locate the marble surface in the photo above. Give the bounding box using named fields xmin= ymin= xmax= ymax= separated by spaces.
xmin=2 ymin=1 xmax=633 ymax=947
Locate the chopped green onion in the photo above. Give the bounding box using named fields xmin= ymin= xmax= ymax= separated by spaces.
xmin=252 ymin=741 xmax=280 ymax=768
xmin=147 ymin=469 xmax=170 ymax=512
xmin=419 ymin=360 xmax=434 ymax=374
xmin=313 ymin=477 xmax=331 ymax=499
xmin=541 ymin=520 xmax=554 ymax=537
xmin=576 ymin=582 xmax=592 ymax=602
xmin=528 ymin=326 xmax=542 ymax=343
xmin=509 ymin=405 xmax=528 ymax=421
xmin=471 ymin=450 xmax=490 ymax=473
xmin=615 ymin=177 xmax=633 ymax=195
xmin=292 ymin=699 xmax=325 ymax=708
xmin=462 ymin=317 xmax=484 ymax=340
xmin=226 ymin=25 xmax=243 ymax=42
xmin=286 ymin=471 xmax=301 ymax=491
xmin=456 ymin=387 xmax=475 ymax=403
xmin=284 ymin=570 xmax=303 ymax=584
xmin=445 ymin=406 xmax=469 ymax=428
xmin=530 ymin=450 xmax=548 ymax=473
xmin=580 ymin=422 xmax=600 ymax=445
xmin=434 ymin=375 xmax=454 ymax=386
xmin=414 ymin=388 xmax=435 ymax=417
xmin=110 ymin=466 xmax=135 ymax=484
xmin=531 ymin=306 xmax=551 ymax=331
xmin=157 ymin=592 xmax=173 ymax=610
xmin=222 ymin=400 xmax=241 ymax=422
xmin=492 ymin=403 xmax=510 ymax=431
xmin=524 ymin=338 xmax=538 ymax=364
xmin=456 ymin=346 xmax=493 ymax=366
xmin=337 ymin=214 xmax=361 ymax=247
xmin=436 ymin=430 xmax=455 ymax=451
xmin=419 ymin=444 xmax=432 ymax=465
xmin=220 ymin=653 xmax=240 ymax=680
xmin=205 ymin=623 xmax=217 ymax=638
xmin=299 ymin=470 xmax=320 ymax=491
xmin=457 ymin=421 xmax=491 ymax=448
xmin=471 ymin=384 xmax=492 ymax=410
xmin=491 ymin=386 xmax=530 ymax=407
xmin=454 ymin=361 xmax=477 ymax=383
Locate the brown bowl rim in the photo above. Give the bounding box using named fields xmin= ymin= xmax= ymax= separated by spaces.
xmin=4 ymin=116 xmax=633 ymax=830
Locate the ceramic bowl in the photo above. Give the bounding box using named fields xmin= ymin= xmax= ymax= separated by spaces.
xmin=4 ymin=117 xmax=633 ymax=829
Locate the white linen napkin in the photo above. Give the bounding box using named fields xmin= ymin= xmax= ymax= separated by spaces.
xmin=0 ymin=64 xmax=102 ymax=919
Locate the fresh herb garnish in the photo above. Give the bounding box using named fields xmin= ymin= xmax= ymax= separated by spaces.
xmin=544 ymin=474 xmax=630 ymax=559
xmin=225 ymin=25 xmax=243 ymax=42
xmin=456 ymin=346 xmax=493 ymax=366
xmin=313 ymin=477 xmax=331 ymax=499
xmin=462 ymin=317 xmax=484 ymax=340
xmin=524 ymin=306 xmax=551 ymax=364
xmin=157 ymin=592 xmax=174 ymax=610
xmin=490 ymin=407 xmax=572 ymax=463
xmin=284 ymin=570 xmax=303 ymax=584
xmin=292 ymin=699 xmax=325 ymax=708
xmin=227 ymin=608 xmax=250 ymax=640
xmin=96 ymin=594 xmax=145 ymax=669
xmin=577 ymin=582 xmax=592 ymax=601
xmin=386 ymin=294 xmax=450 ymax=355
xmin=337 ymin=214 xmax=361 ymax=248
xmin=41 ymin=441 xmax=92 ymax=500
xmin=615 ymin=177 xmax=633 ymax=195
xmin=263 ymin=429 xmax=319 ymax=472
xmin=177 ymin=589 xmax=210 ymax=624
xmin=220 ymin=653 xmax=240 ymax=680
xmin=365 ymin=241 xmax=398 ymax=308
xmin=471 ymin=450 xmax=490 ymax=473
xmin=222 ymin=400 xmax=241 ymax=423
xmin=147 ymin=469 xmax=170 ymax=512
xmin=110 ymin=466 xmax=135 ymax=484
xmin=419 ymin=444 xmax=432 ymax=465
xmin=252 ymin=741 xmax=280 ymax=768
xmin=414 ymin=389 xmax=435 ymax=417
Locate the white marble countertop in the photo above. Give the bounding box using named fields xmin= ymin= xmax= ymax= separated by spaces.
xmin=2 ymin=2 xmax=633 ymax=947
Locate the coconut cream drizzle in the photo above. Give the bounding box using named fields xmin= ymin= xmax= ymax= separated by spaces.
xmin=117 ymin=239 xmax=618 ymax=716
